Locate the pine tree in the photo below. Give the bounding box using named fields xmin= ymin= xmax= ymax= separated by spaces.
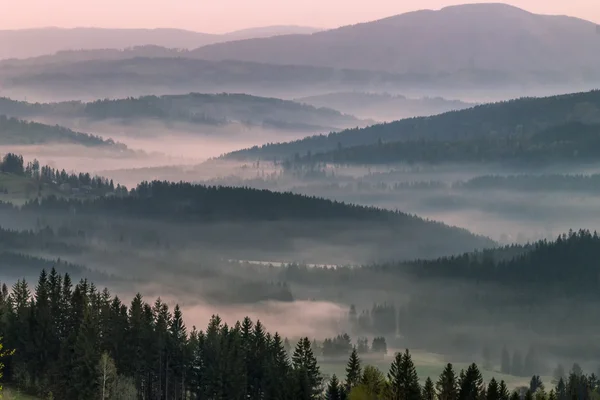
xmin=71 ymin=308 xmax=100 ymax=400
xmin=556 ymin=378 xmax=566 ymax=400
xmin=525 ymin=390 xmax=534 ymax=400
xmin=327 ymin=374 xmax=342 ymax=400
xmin=423 ymin=377 xmax=435 ymax=400
xmin=266 ymin=332 xmax=291 ymax=400
xmin=458 ymin=363 xmax=483 ymax=400
xmin=498 ymin=381 xmax=510 ymax=400
xmin=292 ymin=337 xmax=322 ymax=400
xmin=548 ymin=390 xmax=557 ymax=400
xmin=509 ymin=392 xmax=520 ymax=400
xmin=529 ymin=376 xmax=544 ymax=393
xmin=169 ymin=304 xmax=188 ymax=399
xmin=487 ymin=378 xmax=500 ymax=400
xmin=437 ymin=363 xmax=458 ymax=400
xmin=388 ymin=349 xmax=421 ymax=400
xmin=345 ymin=347 xmax=361 ymax=392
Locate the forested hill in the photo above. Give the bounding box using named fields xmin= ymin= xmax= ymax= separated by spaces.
xmin=0 ymin=115 xmax=125 ymax=147
xmin=284 ymin=122 xmax=600 ymax=167
xmin=0 ymin=93 xmax=367 ymax=132
xmin=20 ymin=181 xmax=495 ymax=262
xmin=22 ymin=180 xmax=458 ymax=223
xmin=383 ymin=229 xmax=600 ymax=294
xmin=226 ymin=90 xmax=600 ymax=160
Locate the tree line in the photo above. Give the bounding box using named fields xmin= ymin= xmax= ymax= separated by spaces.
xmin=1 ymin=153 xmax=128 ymax=196
xmin=226 ymin=90 xmax=600 ymax=160
xmin=2 ymin=269 xmax=600 ymax=399
xmin=283 ymin=122 xmax=600 ymax=167
xmin=0 ymin=115 xmax=116 ymax=147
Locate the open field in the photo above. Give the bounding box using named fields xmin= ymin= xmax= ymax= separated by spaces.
xmin=319 ymin=350 xmax=548 ymax=390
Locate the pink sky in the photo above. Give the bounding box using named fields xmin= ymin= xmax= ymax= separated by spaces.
xmin=2 ymin=0 xmax=598 ymax=32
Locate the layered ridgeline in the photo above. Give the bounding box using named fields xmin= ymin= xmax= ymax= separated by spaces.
xmin=0 ymin=93 xmax=367 ymax=133
xmin=296 ymin=92 xmax=476 ymax=121
xmin=14 ymin=180 xmax=493 ymax=264
xmin=227 ymin=90 xmax=600 ymax=160
xmin=0 ymin=25 xmax=320 ymax=59
xmin=190 ymin=4 xmax=600 ymax=76
xmin=286 ymin=122 xmax=600 ymax=167
xmin=0 ymin=115 xmax=125 ymax=148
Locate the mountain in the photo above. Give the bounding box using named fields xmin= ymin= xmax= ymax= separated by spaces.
xmin=1 ymin=56 xmax=595 ymax=103
xmin=0 ymin=26 xmax=320 ymax=60
xmin=0 ymin=115 xmax=126 ymax=148
xmin=226 ymin=90 xmax=600 ymax=160
xmin=295 ymin=92 xmax=475 ymax=121
xmin=190 ymin=4 xmax=600 ymax=75
xmin=0 ymin=93 xmax=367 ymax=133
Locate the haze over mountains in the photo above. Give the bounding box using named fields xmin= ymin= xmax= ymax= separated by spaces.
xmin=190 ymin=4 xmax=600 ymax=76
xmin=4 ymin=2 xmax=600 ymax=398
xmin=0 ymin=25 xmax=320 ymax=60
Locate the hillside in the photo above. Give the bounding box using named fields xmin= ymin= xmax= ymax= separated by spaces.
xmin=0 ymin=115 xmax=126 ymax=147
xmin=295 ymin=92 xmax=475 ymax=121
xmin=286 ymin=122 xmax=600 ymax=167
xmin=227 ymin=90 xmax=600 ymax=160
xmin=0 ymin=26 xmax=320 ymax=60
xmin=189 ymin=4 xmax=600 ymax=75
xmin=20 ymin=180 xmax=494 ymax=263
xmin=0 ymin=93 xmax=366 ymax=132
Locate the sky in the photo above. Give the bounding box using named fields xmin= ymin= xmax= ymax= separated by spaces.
xmin=2 ymin=0 xmax=599 ymax=32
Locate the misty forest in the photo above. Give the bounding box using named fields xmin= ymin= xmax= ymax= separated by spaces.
xmin=2 ymin=2 xmax=600 ymax=400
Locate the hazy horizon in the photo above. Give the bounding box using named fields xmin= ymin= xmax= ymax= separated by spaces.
xmin=2 ymin=0 xmax=599 ymax=33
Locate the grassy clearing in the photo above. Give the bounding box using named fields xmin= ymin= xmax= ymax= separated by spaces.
xmin=319 ymin=350 xmax=550 ymax=390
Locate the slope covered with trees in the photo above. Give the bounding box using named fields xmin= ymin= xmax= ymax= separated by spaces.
xmin=0 ymin=93 xmax=366 ymax=133
xmin=227 ymin=90 xmax=600 ymax=160
xmin=12 ymin=181 xmax=492 ymax=264
xmin=0 ymin=115 xmax=124 ymax=147
xmin=0 ymin=269 xmax=594 ymax=400
xmin=283 ymin=122 xmax=600 ymax=167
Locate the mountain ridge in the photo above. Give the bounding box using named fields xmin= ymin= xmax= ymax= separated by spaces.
xmin=189 ymin=3 xmax=600 ymax=75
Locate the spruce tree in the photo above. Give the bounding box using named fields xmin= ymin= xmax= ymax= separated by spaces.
xmin=487 ymin=378 xmax=500 ymax=400
xmin=327 ymin=374 xmax=342 ymax=400
xmin=556 ymin=378 xmax=566 ymax=400
xmin=529 ymin=376 xmax=544 ymax=394
xmin=423 ymin=377 xmax=435 ymax=400
xmin=388 ymin=349 xmax=421 ymax=400
xmin=437 ymin=363 xmax=458 ymax=400
xmin=169 ymin=304 xmax=187 ymax=399
xmin=345 ymin=346 xmax=362 ymax=392
xmin=71 ymin=308 xmax=100 ymax=400
xmin=509 ymin=392 xmax=520 ymax=400
xmin=498 ymin=380 xmax=510 ymax=400
xmin=266 ymin=332 xmax=291 ymax=400
xmin=458 ymin=363 xmax=483 ymax=400
xmin=292 ymin=337 xmax=322 ymax=400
